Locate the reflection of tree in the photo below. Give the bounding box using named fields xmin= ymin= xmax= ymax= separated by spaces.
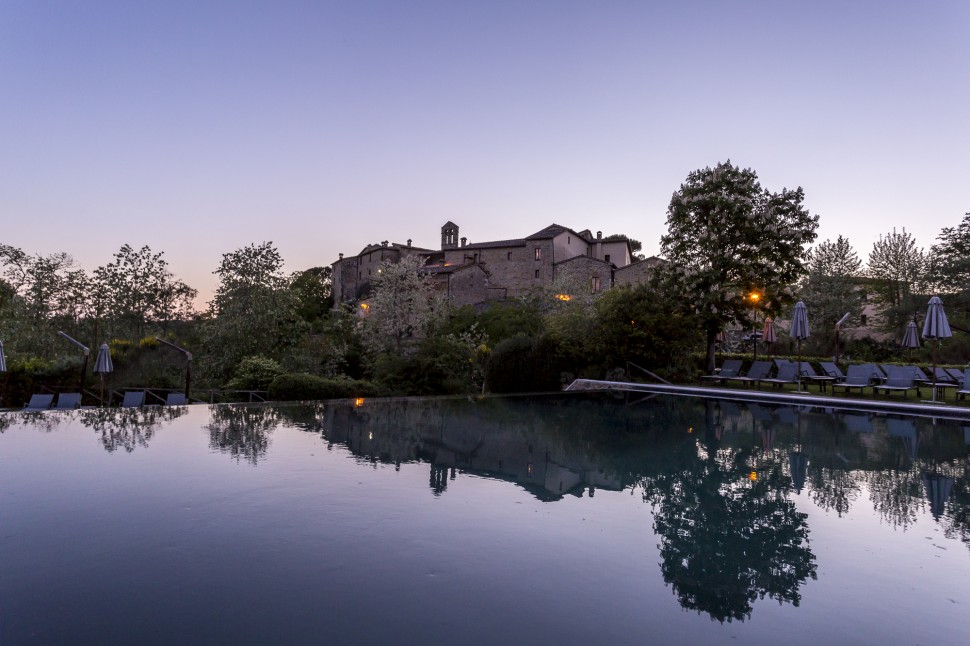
xmin=642 ymin=440 xmax=817 ymax=623
xmin=78 ymin=406 xmax=187 ymax=453
xmin=862 ymin=469 xmax=925 ymax=530
xmin=205 ymin=405 xmax=281 ymax=464
xmin=808 ymin=467 xmax=860 ymax=517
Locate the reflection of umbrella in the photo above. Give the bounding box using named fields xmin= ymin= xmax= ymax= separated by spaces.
xmin=0 ymin=340 xmax=6 ymax=372
xmin=93 ymin=343 xmax=113 ymax=406
xmin=921 ymin=296 xmax=952 ymax=402
xmin=900 ymin=320 xmax=920 ymax=361
xmin=887 ymin=418 xmax=918 ymax=461
xmin=790 ymin=301 xmax=810 ymax=392
xmin=922 ymin=473 xmax=954 ymax=520
xmin=789 ymin=451 xmax=808 ymax=493
xmin=762 ymin=317 xmax=777 ymax=344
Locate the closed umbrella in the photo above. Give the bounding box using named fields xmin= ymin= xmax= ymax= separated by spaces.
xmin=790 ymin=301 xmax=810 ymax=392
xmin=762 ymin=317 xmax=777 ymax=344
xmin=900 ymin=320 xmax=920 ymax=362
xmin=0 ymin=340 xmax=6 ymax=372
xmin=93 ymin=343 xmax=113 ymax=406
xmin=921 ymin=296 xmax=952 ymax=402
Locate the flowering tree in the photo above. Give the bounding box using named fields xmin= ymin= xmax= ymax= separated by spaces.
xmin=659 ymin=161 xmax=818 ymax=373
xmin=361 ymin=255 xmax=446 ymax=354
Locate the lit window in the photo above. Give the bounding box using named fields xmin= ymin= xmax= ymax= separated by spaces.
xmin=534 ymin=248 xmax=542 ymax=260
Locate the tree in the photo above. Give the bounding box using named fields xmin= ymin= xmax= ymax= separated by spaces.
xmin=799 ymin=236 xmax=864 ymax=354
xmin=361 ymin=255 xmax=446 ymax=354
xmin=866 ymin=229 xmax=927 ymax=330
xmin=289 ymin=266 xmax=333 ymax=325
xmin=930 ymin=212 xmax=970 ymax=304
xmin=659 ymin=161 xmax=819 ymax=373
xmin=95 ymin=244 xmax=196 ymax=339
xmin=202 ymin=242 xmax=307 ymax=381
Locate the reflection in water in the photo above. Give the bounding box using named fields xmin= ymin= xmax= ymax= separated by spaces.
xmin=267 ymin=395 xmax=970 ymax=622
xmin=205 ymin=405 xmax=283 ymax=464
xmin=0 ymin=406 xmax=188 ymax=452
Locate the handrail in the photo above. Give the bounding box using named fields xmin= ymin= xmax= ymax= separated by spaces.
xmin=627 ymin=361 xmax=672 ymax=385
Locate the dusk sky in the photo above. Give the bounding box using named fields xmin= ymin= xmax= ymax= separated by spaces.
xmin=1 ymin=1 xmax=967 ymax=302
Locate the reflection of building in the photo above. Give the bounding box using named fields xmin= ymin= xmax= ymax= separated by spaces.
xmin=318 ymin=399 xmax=625 ymax=501
xmin=331 ymin=222 xmax=663 ymax=309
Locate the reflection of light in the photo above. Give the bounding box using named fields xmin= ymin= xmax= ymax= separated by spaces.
xmin=749 ymin=471 xmax=758 ymax=481
xmin=527 ymin=462 xmax=534 ymax=478
xmin=554 ymin=294 xmax=571 ymax=301
xmin=368 ymin=432 xmax=373 ymax=440
xmin=687 ymin=426 xmax=693 ymax=434
xmin=354 ymin=397 xmax=365 ymax=407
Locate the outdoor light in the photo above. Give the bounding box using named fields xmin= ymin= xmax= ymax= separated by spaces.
xmin=354 ymin=397 xmax=365 ymax=407
xmin=749 ymin=292 xmax=761 ymax=302
xmin=749 ymin=471 xmax=758 ymax=482
xmin=554 ymin=294 xmax=571 ymax=301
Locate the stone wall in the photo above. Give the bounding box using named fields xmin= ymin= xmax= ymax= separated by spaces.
xmin=613 ymin=257 xmax=665 ymax=287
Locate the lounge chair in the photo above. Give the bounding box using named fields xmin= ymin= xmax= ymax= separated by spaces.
xmin=727 ymin=360 xmax=773 ymax=387
xmin=819 ymin=362 xmax=845 ymax=382
xmin=54 ymin=393 xmax=82 ymax=410
xmin=121 ymin=391 xmax=146 ymax=408
xmin=700 ymin=359 xmax=743 ymax=384
xmin=23 ymin=394 xmax=54 ymax=411
xmin=945 ymin=368 xmax=965 ymax=385
xmin=831 ymin=364 xmax=876 ymax=395
xmin=931 ymin=367 xmax=957 ymax=384
xmin=165 ymin=392 xmax=188 ymax=406
xmin=957 ymin=369 xmax=970 ymax=401
xmin=760 ymin=364 xmax=799 ymax=389
xmin=873 ymin=366 xmax=921 ymax=399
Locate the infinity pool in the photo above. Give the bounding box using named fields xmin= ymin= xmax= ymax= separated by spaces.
xmin=1 ymin=395 xmax=968 ymax=644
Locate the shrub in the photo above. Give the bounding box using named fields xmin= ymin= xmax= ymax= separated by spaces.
xmin=485 ymin=335 xmax=563 ymax=393
xmin=226 ymin=356 xmax=285 ymax=391
xmin=268 ymin=373 xmax=382 ymax=401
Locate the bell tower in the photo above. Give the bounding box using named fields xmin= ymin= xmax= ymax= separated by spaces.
xmin=441 ymin=221 xmax=459 ymax=249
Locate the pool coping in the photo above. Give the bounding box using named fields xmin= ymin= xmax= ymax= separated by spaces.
xmin=565 ymin=379 xmax=970 ymax=421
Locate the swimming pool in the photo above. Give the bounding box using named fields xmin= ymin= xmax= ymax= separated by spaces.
xmin=2 ymin=394 xmax=968 ymax=644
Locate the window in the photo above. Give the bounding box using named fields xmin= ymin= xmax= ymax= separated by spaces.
xmin=591 ymin=276 xmax=601 ymax=293
xmin=860 ymin=314 xmax=868 ymax=326
xmin=507 ymin=252 xmax=512 ymax=260
xmin=534 ymin=248 xmax=542 ymax=261
xmin=604 ymin=254 xmax=611 ymax=263
xmin=535 ymin=269 xmax=540 ymax=278
xmin=567 ymin=236 xmax=571 ymax=244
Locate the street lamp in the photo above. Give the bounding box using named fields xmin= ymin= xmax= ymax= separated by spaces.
xmin=748 ymin=291 xmax=762 ymax=360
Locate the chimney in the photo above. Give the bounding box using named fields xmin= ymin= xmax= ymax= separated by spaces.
xmin=461 ymin=237 xmax=467 ymax=247
xmin=382 ymin=240 xmax=388 ymax=247
xmin=407 ymin=239 xmax=412 ymax=247
xmin=339 ymin=253 xmax=344 ymax=259
xmin=596 ymin=231 xmax=602 ymax=240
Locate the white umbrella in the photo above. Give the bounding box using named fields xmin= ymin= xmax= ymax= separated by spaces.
xmin=0 ymin=340 xmax=6 ymax=372
xmin=921 ymin=296 xmax=952 ymax=402
xmin=93 ymin=343 xmax=113 ymax=405
xmin=790 ymin=301 xmax=810 ymax=392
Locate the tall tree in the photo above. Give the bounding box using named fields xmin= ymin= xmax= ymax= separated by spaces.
xmin=361 ymin=255 xmax=446 ymax=354
xmin=799 ymin=236 xmax=864 ymax=352
xmin=659 ymin=161 xmax=819 ymax=373
xmin=289 ymin=266 xmax=333 ymax=326
xmin=202 ymin=242 xmax=306 ymax=381
xmin=930 ymin=212 xmax=970 ymax=304
xmin=866 ymin=229 xmax=927 ymax=330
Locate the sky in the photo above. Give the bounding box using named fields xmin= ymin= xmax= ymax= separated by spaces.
xmin=1 ymin=0 xmax=967 ymax=303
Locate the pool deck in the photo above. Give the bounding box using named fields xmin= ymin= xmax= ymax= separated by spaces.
xmin=565 ymin=379 xmax=970 ymax=421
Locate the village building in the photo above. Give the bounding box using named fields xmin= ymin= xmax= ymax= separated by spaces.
xmin=331 ymin=222 xmax=662 ymax=309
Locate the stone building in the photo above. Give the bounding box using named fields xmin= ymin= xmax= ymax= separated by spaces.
xmin=331 ymin=222 xmax=659 ymax=309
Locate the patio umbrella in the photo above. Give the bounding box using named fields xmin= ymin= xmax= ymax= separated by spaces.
xmin=762 ymin=317 xmax=777 ymax=359
xmin=93 ymin=343 xmax=113 ymax=406
xmin=900 ymin=320 xmax=920 ymax=362
xmin=0 ymin=340 xmax=6 ymax=372
xmin=790 ymin=301 xmax=810 ymax=392
xmin=921 ymin=296 xmax=952 ymax=402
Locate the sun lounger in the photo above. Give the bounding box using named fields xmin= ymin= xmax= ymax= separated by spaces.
xmin=23 ymin=394 xmax=54 ymax=411
xmin=931 ymin=367 xmax=957 ymax=384
xmin=760 ymin=364 xmax=799 ymax=389
xmin=121 ymin=391 xmax=146 ymax=408
xmin=819 ymin=362 xmax=845 ymax=382
xmin=165 ymin=392 xmax=188 ymax=406
xmin=54 ymin=393 xmax=81 ymax=409
xmin=831 ymin=364 xmax=876 ymax=395
xmin=728 ymin=360 xmax=773 ymax=387
xmin=945 ymin=368 xmax=964 ymax=385
xmin=873 ymin=366 xmax=921 ymax=399
xmin=700 ymin=359 xmax=743 ymax=383
xmin=957 ymin=369 xmax=970 ymax=401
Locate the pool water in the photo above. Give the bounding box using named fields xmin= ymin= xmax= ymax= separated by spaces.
xmin=1 ymin=394 xmax=968 ymax=645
